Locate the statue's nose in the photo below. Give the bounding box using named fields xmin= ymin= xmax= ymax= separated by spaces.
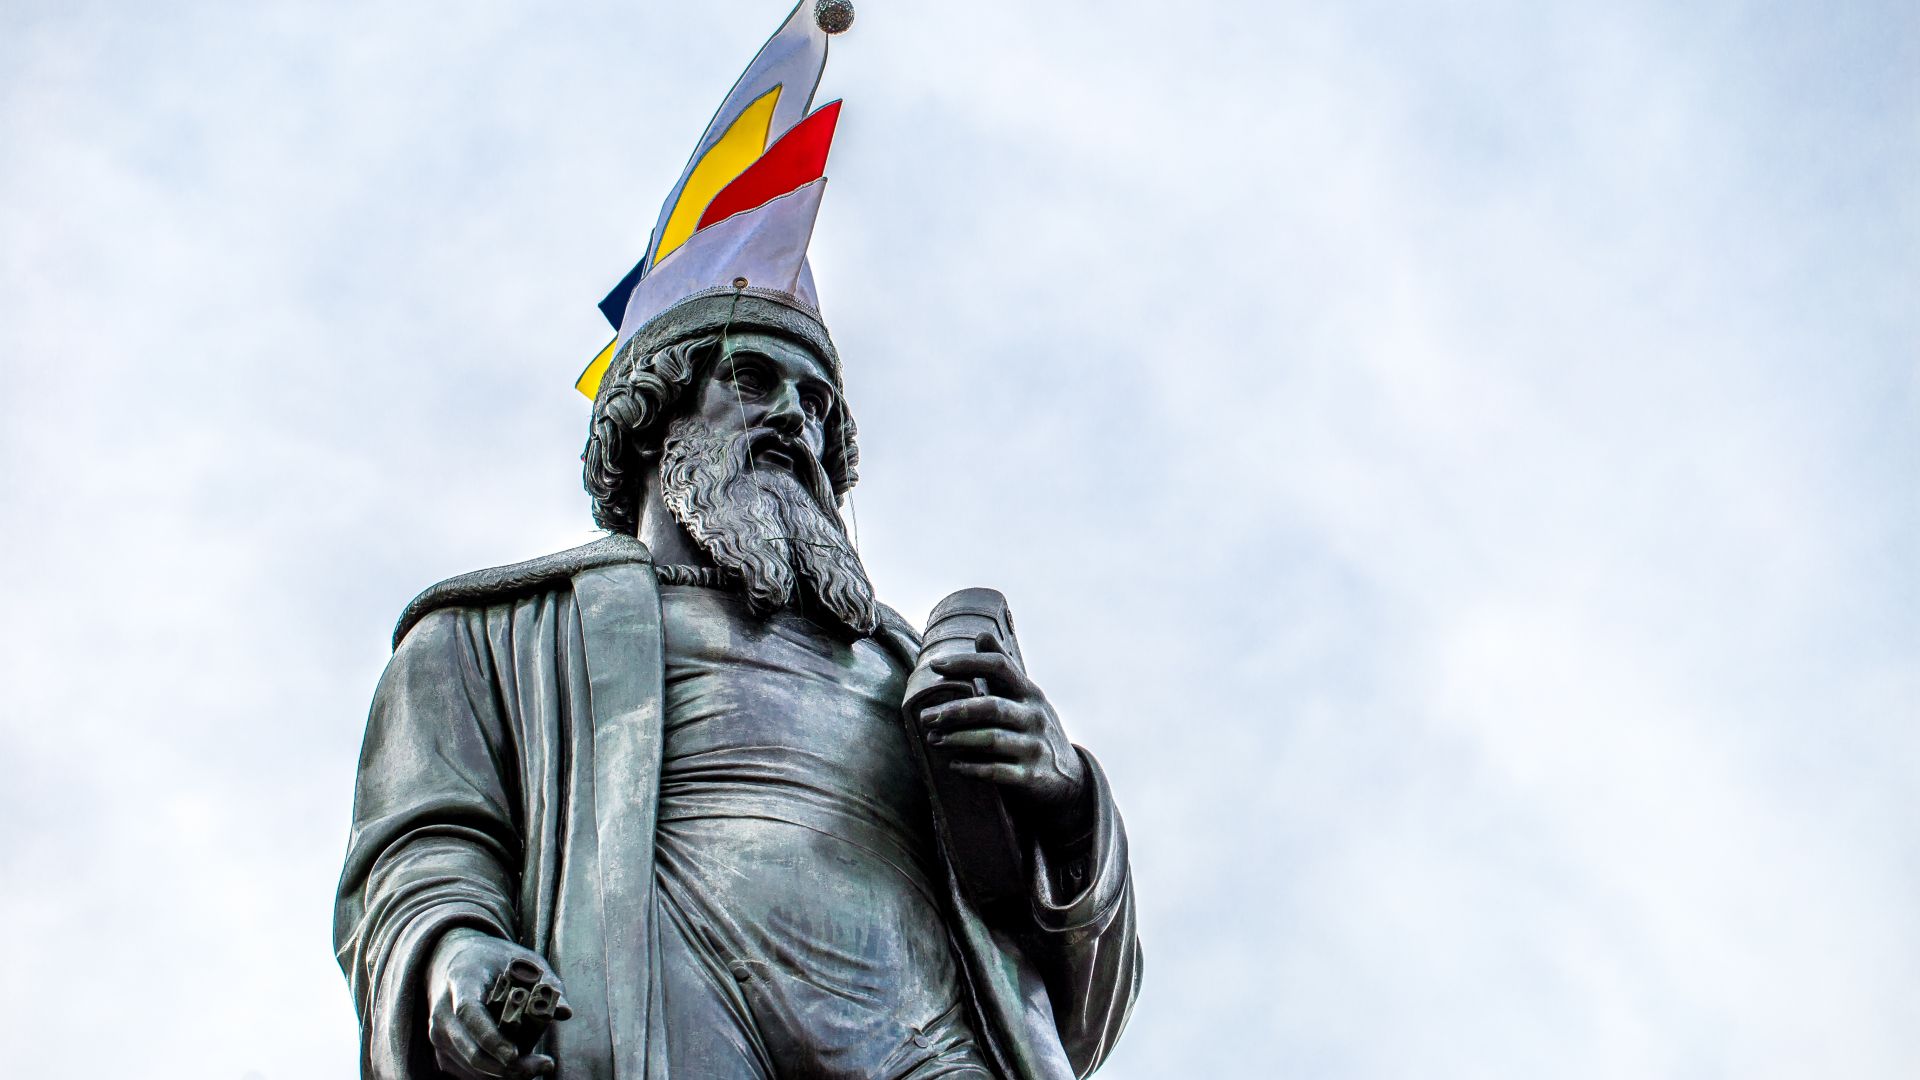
xmin=763 ymin=389 xmax=806 ymax=436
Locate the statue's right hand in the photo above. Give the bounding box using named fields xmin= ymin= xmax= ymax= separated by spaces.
xmin=426 ymin=928 xmax=570 ymax=1080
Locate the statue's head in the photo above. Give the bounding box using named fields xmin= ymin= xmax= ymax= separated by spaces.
xmin=583 ymin=291 xmax=874 ymax=633
xmin=574 ymin=5 xmax=877 ymax=629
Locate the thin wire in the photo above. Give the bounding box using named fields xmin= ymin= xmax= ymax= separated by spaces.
xmin=762 ymin=536 xmax=842 ymax=551
xmin=724 ymin=284 xmax=793 ymax=555
xmin=720 ymin=285 xmax=755 ymax=475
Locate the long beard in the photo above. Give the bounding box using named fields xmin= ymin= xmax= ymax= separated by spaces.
xmin=658 ymin=417 xmax=879 ymax=635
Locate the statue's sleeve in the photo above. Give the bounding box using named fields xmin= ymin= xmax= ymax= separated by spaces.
xmin=334 ymin=607 xmax=522 ymax=1080
xmin=1027 ymin=749 xmax=1144 ymax=1076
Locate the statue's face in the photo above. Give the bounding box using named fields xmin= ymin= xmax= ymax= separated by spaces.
xmin=656 ymin=329 xmax=875 ymax=633
xmin=683 ymin=330 xmax=837 ymax=484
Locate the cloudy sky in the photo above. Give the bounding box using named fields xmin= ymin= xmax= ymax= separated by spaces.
xmin=2 ymin=1 xmax=1914 ymax=1076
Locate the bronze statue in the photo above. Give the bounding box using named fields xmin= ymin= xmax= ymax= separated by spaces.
xmin=334 ymin=7 xmax=1141 ymax=1079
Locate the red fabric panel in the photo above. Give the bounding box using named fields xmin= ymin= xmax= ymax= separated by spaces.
xmin=698 ymin=100 xmax=843 ymax=231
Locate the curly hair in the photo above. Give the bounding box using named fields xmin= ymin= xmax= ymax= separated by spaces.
xmin=583 ymin=332 xmax=861 ymax=534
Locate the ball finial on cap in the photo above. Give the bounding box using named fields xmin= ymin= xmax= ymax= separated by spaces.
xmin=814 ymin=0 xmax=855 ymax=35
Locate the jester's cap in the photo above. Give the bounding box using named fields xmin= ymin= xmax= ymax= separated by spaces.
xmin=577 ymin=3 xmax=847 ymax=399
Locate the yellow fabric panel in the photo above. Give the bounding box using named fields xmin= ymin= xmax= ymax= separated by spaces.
xmin=576 ymin=336 xmax=618 ymax=400
xmin=655 ymin=87 xmax=781 ymax=265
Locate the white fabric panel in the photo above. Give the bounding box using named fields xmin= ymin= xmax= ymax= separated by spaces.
xmin=643 ymin=3 xmax=828 ymax=270
xmin=619 ymin=179 xmax=827 ymax=345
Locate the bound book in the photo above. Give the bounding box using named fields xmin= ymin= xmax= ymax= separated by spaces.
xmin=902 ymin=588 xmax=1030 ymax=913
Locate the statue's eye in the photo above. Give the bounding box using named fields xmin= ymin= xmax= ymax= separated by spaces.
xmin=800 ymin=388 xmax=830 ymax=419
xmin=727 ymin=363 xmax=767 ymax=395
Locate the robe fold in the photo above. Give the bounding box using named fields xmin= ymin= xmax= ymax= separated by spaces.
xmin=335 ymin=535 xmax=1141 ymax=1079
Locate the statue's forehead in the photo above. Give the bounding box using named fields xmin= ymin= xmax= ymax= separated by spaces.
xmin=712 ymin=329 xmax=833 ymax=385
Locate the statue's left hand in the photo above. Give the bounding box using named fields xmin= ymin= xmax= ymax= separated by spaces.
xmin=921 ymin=634 xmax=1090 ymax=832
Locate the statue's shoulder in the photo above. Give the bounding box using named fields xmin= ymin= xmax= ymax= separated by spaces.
xmin=392 ymin=533 xmax=654 ymax=649
xmin=874 ymin=605 xmax=921 ymax=648
xmin=865 ymin=604 xmax=923 ymax=671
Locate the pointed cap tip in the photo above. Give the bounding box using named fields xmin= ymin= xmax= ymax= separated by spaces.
xmin=814 ymin=0 xmax=855 ymax=34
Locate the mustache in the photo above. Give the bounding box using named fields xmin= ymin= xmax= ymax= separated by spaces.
xmin=737 ymin=429 xmax=841 ymax=525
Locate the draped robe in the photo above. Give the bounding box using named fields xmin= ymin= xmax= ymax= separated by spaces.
xmin=334 ymin=535 xmax=1142 ymax=1079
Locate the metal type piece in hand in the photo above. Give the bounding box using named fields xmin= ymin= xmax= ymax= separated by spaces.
xmin=486 ymin=957 xmax=568 ymax=1048
xmin=904 ymin=588 xmax=1030 ymax=911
